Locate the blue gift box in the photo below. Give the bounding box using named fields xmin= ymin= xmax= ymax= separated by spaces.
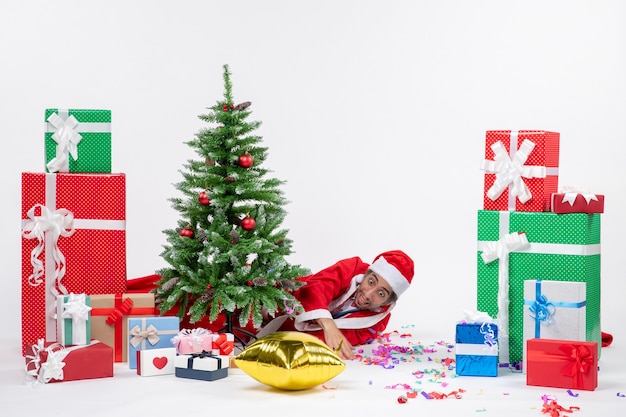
xmin=127 ymin=317 xmax=180 ymax=369
xmin=455 ymin=322 xmax=499 ymax=377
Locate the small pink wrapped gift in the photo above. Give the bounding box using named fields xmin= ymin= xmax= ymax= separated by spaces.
xmin=171 ymin=328 xmax=214 ymax=355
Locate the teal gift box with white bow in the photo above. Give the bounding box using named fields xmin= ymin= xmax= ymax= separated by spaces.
xmin=127 ymin=316 xmax=180 ymax=369
xmin=56 ymin=293 xmax=92 ymax=346
xmin=44 ymin=108 xmax=112 ymax=173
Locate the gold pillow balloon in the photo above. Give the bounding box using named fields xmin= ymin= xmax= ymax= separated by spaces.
xmin=234 ymin=331 xmax=346 ymax=390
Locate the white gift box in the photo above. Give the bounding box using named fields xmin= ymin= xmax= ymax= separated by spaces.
xmin=136 ymin=347 xmax=176 ymax=376
xmin=522 ymin=279 xmax=586 ymax=373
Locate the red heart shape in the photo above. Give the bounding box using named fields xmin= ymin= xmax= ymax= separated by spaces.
xmin=152 ymin=356 xmax=168 ymax=370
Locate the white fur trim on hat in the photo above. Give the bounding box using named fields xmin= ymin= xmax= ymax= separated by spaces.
xmin=369 ymin=256 xmax=410 ymax=296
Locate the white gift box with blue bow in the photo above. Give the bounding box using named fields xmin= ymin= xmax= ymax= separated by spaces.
xmin=522 ymin=279 xmax=586 ymax=373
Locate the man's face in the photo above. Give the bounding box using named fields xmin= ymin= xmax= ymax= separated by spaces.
xmin=354 ymin=270 xmax=394 ymax=309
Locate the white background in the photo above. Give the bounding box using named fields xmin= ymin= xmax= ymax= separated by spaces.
xmin=1 ymin=1 xmax=625 ymax=414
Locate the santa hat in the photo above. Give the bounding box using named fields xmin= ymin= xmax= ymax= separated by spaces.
xmin=369 ymin=250 xmax=414 ymax=297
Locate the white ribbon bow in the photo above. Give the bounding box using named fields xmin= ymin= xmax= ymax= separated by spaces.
xmin=21 ymin=204 xmax=75 ymax=293
xmin=46 ymin=112 xmax=82 ymax=173
xmin=462 ymin=310 xmax=496 ymax=324
xmin=560 ymin=185 xmax=598 ymax=206
xmin=481 ymin=139 xmax=546 ymax=204
xmin=130 ymin=324 xmax=160 ymax=348
xmin=39 ymin=350 xmax=66 ymax=383
xmin=480 ymin=231 xmax=530 ymax=364
xmin=61 ymin=293 xmax=91 ymax=344
xmin=24 ymin=339 xmax=66 ymax=384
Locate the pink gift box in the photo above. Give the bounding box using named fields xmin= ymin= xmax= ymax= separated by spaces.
xmin=481 ymin=130 xmax=560 ymax=212
xmin=171 ymin=328 xmax=214 ymax=355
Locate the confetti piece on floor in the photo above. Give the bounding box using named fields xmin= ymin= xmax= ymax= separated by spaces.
xmin=322 ymin=384 xmax=338 ymax=390
xmin=567 ymin=389 xmax=579 ymax=397
xmin=617 ymin=392 xmax=625 ymax=397
xmin=476 ymin=408 xmax=487 ymax=412
xmin=421 ymin=391 xmax=433 ymax=399
xmin=397 ymin=395 xmax=408 ymax=404
xmin=541 ymin=400 xmax=580 ymax=416
xmin=541 ymin=394 xmax=557 ymax=403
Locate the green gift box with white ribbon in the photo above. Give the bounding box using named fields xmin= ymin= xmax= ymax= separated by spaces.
xmin=45 ymin=108 xmax=112 ymax=173
xmin=476 ymin=210 xmax=601 ymax=365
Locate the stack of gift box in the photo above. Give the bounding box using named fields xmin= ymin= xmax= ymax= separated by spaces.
xmin=21 ymin=108 xmax=234 ymax=384
xmin=455 ymin=130 xmax=603 ymax=391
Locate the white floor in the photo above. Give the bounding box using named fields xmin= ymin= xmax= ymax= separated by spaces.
xmin=1 ymin=324 xmax=623 ymax=417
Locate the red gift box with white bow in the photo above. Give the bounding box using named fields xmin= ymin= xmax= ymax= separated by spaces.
xmin=551 ymin=189 xmax=604 ymax=214
xmin=481 ymin=130 xmax=560 ymax=212
xmin=526 ymin=338 xmax=598 ymax=391
xmin=25 ymin=339 xmax=113 ymax=384
xmin=20 ymin=172 xmax=127 ymax=355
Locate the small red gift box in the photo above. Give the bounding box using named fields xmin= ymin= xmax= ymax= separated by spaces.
xmin=481 ymin=130 xmax=560 ymax=212
xmin=25 ymin=339 xmax=114 ymax=384
xmin=551 ymin=192 xmax=604 ymax=214
xmin=213 ymin=333 xmax=235 ymax=355
xmin=20 ymin=172 xmax=127 ymax=355
xmin=526 ymin=338 xmax=598 ymax=391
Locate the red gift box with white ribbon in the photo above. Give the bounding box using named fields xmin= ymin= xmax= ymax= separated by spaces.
xmin=25 ymin=339 xmax=113 ymax=384
xmin=481 ymin=130 xmax=560 ymax=212
xmin=551 ymin=187 xmax=604 ymax=214
xmin=20 ymin=172 xmax=127 ymax=355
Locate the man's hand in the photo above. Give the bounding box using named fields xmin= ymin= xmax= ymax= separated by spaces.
xmin=316 ymin=317 xmax=355 ymax=360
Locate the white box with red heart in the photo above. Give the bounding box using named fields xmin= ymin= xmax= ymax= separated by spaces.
xmin=136 ymin=347 xmax=176 ymax=377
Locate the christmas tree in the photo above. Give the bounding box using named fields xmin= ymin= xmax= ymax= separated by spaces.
xmin=154 ymin=64 xmax=309 ymax=334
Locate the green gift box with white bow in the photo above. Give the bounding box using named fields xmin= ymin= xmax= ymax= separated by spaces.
xmin=476 ymin=210 xmax=601 ymax=365
xmin=44 ymin=108 xmax=112 ymax=173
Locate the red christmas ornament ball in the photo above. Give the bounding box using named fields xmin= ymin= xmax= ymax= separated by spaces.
xmin=241 ymin=216 xmax=256 ymax=231
xmin=222 ymin=104 xmax=229 ymax=112
xmin=397 ymin=396 xmax=408 ymax=404
xmin=247 ymin=280 xmax=254 ymax=286
xmin=198 ymin=191 xmax=210 ymax=205
xmin=238 ymin=153 xmax=254 ymax=168
xmin=206 ymin=283 xmax=212 ymax=290
xmin=180 ymin=227 xmax=194 ymax=238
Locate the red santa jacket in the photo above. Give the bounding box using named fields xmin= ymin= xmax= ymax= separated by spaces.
xmin=274 ymin=256 xmax=394 ymax=346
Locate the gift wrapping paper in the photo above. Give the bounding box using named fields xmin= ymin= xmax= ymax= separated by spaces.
xmin=45 ymin=108 xmax=112 ymax=173
xmin=136 ymin=347 xmax=176 ymax=377
xmin=455 ymin=322 xmax=499 ymax=377
xmin=21 ymin=172 xmax=126 ymax=355
xmin=171 ymin=328 xmax=214 ymax=355
xmin=522 ymin=280 xmax=586 ymax=373
xmin=128 ymin=317 xmax=180 ymax=369
xmin=481 ymin=130 xmax=559 ymax=212
xmin=175 ymin=352 xmax=229 ymax=381
xmin=476 ymin=210 xmax=601 ymax=364
xmin=90 ymin=293 xmax=155 ymax=362
xmin=551 ymin=192 xmax=604 ymax=214
xmin=526 ymin=338 xmax=597 ymax=391
xmin=56 ymin=293 xmax=91 ymax=346
xmin=25 ymin=339 xmax=113 ymax=384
